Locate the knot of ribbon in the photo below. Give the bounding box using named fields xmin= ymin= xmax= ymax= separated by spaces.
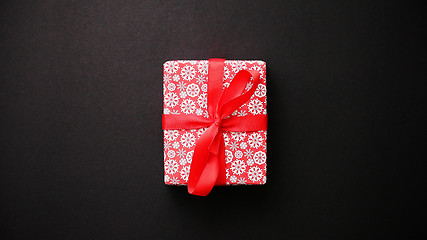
xmin=162 ymin=59 xmax=268 ymax=196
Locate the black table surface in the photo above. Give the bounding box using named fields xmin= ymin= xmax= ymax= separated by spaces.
xmin=1 ymin=1 xmax=424 ymax=239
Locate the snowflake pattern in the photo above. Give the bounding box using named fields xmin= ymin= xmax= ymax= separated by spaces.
xmin=180 ymin=99 xmax=196 ymax=114
xmin=177 ymin=81 xmax=186 ymax=91
xmin=173 ymin=74 xmax=180 ymax=82
xmin=186 ymin=150 xmax=194 ymax=164
xmin=164 ymin=92 xmax=179 ymax=108
xmin=248 ymin=99 xmax=264 ymax=115
xmin=164 ymin=60 xmax=267 ymax=185
xmin=231 ymin=61 xmax=247 ymax=73
xmin=231 ymin=132 xmax=246 ymax=142
xmin=197 ymin=93 xmax=207 ymax=109
xmin=255 ymin=84 xmax=266 ymax=98
xmin=248 ymin=132 xmax=263 ymax=148
xmin=164 ymin=130 xmax=179 ymax=141
xmin=235 ymin=150 xmax=243 ymax=159
xmin=253 ymin=151 xmax=266 ymax=165
xmin=197 ymin=61 xmax=208 ymax=75
xmin=231 ymin=160 xmax=246 ymax=175
xmin=180 ymin=166 xmax=190 ymax=181
xmin=248 ymin=166 xmax=263 ymax=182
xmin=186 ymin=83 xmax=200 ymax=97
xmin=180 ymin=65 xmax=196 ymax=81
xmin=165 ymin=160 xmax=179 ymax=174
xmin=225 ymin=150 xmax=234 ymax=164
xmin=164 ymin=61 xmax=179 ymax=74
xmin=167 ymin=150 xmax=175 ymax=158
xmin=180 ymin=132 xmax=196 ymax=148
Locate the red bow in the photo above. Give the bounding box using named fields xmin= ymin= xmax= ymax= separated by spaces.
xmin=162 ymin=59 xmax=268 ymax=196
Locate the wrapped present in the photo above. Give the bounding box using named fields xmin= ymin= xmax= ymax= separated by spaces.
xmin=162 ymin=59 xmax=267 ymax=196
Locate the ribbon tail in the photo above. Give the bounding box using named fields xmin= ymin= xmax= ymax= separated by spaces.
xmin=187 ymin=125 xmax=220 ymax=196
xmin=215 ymin=133 xmax=227 ymax=186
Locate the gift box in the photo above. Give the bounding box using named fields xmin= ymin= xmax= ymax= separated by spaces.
xmin=162 ymin=59 xmax=267 ymax=196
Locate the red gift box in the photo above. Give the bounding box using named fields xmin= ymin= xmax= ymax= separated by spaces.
xmin=162 ymin=59 xmax=267 ymax=196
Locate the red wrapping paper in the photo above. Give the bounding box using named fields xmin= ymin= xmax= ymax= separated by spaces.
xmin=163 ymin=60 xmax=267 ymax=186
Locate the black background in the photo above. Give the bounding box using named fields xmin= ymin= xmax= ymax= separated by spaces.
xmin=1 ymin=1 xmax=425 ymax=239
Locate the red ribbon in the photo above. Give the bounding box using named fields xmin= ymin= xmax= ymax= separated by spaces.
xmin=162 ymin=59 xmax=268 ymax=196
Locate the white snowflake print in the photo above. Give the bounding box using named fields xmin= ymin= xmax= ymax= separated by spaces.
xmin=179 ymin=158 xmax=186 ymax=165
xmin=197 ymin=61 xmax=208 ymax=75
xmin=197 ymin=93 xmax=207 ymax=108
xmin=196 ymin=128 xmax=207 ymax=138
xmin=237 ymin=177 xmax=246 ymax=184
xmin=172 ymin=142 xmax=180 ymax=149
xmin=179 ymin=91 xmax=187 ymax=99
xmin=253 ymin=151 xmax=266 ymax=165
xmin=237 ymin=110 xmax=247 ymax=117
xmin=164 ymin=174 xmax=170 ymax=183
xmin=186 ymin=150 xmax=194 ymax=164
xmin=195 ymin=108 xmax=203 ymax=116
xmin=177 ymin=81 xmax=186 ymax=91
xmin=171 ymin=110 xmax=179 ymax=115
xmin=248 ymin=132 xmax=263 ymax=148
xmin=180 ymin=65 xmax=196 ymax=81
xmin=167 ymin=150 xmax=175 ymax=158
xmin=170 ymin=176 xmax=179 ymax=185
xmin=180 ymin=166 xmax=190 ymax=181
xmin=165 ymin=160 xmax=179 ymax=174
xmin=229 ymin=175 xmax=237 ymax=183
xmin=195 ymin=75 xmax=205 ymax=84
xmin=186 ymin=83 xmax=200 ymax=97
xmin=203 ymin=110 xmax=209 ymax=118
xmin=240 ymin=142 xmax=247 ymax=149
xmin=229 ymin=141 xmax=239 ymax=151
xmin=164 ymin=130 xmax=179 ymax=141
xmin=248 ymin=99 xmax=264 ymax=115
xmin=173 ymin=74 xmax=180 ymax=82
xmin=164 ymin=75 xmax=172 ymax=84
xmin=167 ymin=83 xmax=176 ymax=91
xmin=262 ymin=176 xmax=267 ymax=184
xmin=163 ymin=108 xmax=170 ymax=114
xmin=164 ymin=61 xmax=179 ymax=74
xmin=223 ymin=82 xmax=230 ymax=89
xmin=164 ymin=141 xmax=171 ymax=150
xmin=201 ymin=84 xmax=208 ymax=92
xmin=230 ymin=61 xmax=247 ymax=73
xmin=223 ymin=66 xmax=230 ymax=80
xmin=248 ymin=166 xmax=263 ymax=182
xmin=176 ymin=149 xmax=186 ymax=158
xmin=247 ymin=158 xmax=254 ymax=166
xmin=235 ymin=150 xmax=243 ymax=159
xmin=223 ymin=133 xmax=230 ymax=145
xmin=226 ymin=169 xmax=230 ymax=179
xmin=245 ymin=81 xmax=253 ymax=91
xmin=225 ymin=150 xmax=233 ymax=164
xmin=180 ymin=99 xmax=196 ymax=114
xmin=164 ymin=92 xmax=179 ymax=108
xmin=180 ymin=132 xmax=196 ymax=148
xmin=244 ymin=149 xmax=254 ymax=159
xmin=230 ymin=160 xmax=246 ymax=175
xmin=231 ymin=132 xmax=246 ymax=141
xmin=254 ymin=84 xmax=266 ymax=98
